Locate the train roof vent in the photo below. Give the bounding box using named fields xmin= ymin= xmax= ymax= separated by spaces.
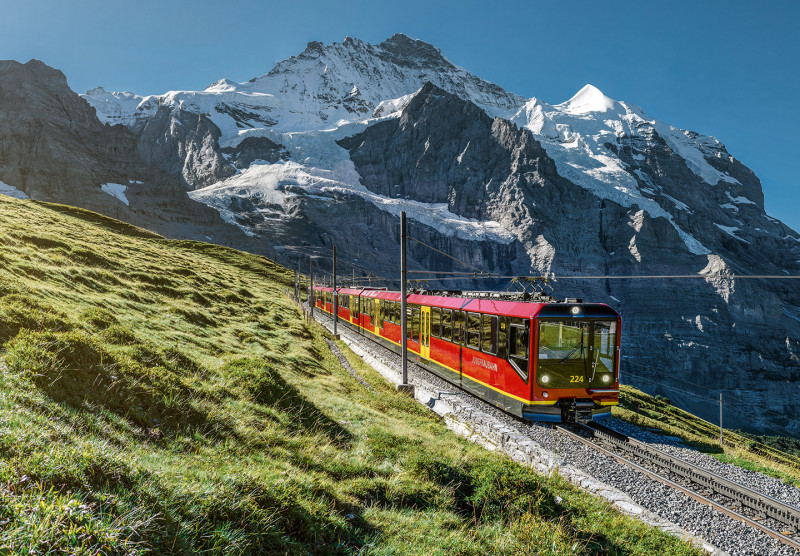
xmin=564 ymin=298 xmax=583 ymax=303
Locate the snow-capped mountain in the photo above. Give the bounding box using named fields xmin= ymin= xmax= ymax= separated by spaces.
xmin=1 ymin=35 xmax=798 ymax=435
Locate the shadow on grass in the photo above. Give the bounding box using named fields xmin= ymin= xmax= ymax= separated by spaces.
xmin=223 ymin=357 xmax=352 ymax=447
xmin=4 ymin=329 xmax=235 ymax=441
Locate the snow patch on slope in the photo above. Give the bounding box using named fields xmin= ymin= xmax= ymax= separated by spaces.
xmin=0 ymin=181 xmax=28 ymax=199
xmin=100 ymin=183 xmax=129 ymax=205
xmin=653 ymin=120 xmax=740 ymax=186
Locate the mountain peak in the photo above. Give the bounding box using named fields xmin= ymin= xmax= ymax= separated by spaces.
xmin=377 ymin=33 xmax=446 ymax=68
xmin=558 ymin=84 xmax=618 ymax=114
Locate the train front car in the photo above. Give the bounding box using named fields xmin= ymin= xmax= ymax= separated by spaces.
xmin=527 ymin=303 xmax=620 ymax=423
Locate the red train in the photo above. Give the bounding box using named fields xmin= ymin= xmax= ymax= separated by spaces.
xmin=313 ymin=286 xmax=620 ymax=422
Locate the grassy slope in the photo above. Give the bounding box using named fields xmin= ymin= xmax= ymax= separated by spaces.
xmin=614 ymin=386 xmax=800 ymax=486
xmin=0 ymin=195 xmax=701 ymax=555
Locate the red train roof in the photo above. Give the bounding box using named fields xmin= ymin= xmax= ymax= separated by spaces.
xmin=312 ymin=286 xmax=616 ymax=319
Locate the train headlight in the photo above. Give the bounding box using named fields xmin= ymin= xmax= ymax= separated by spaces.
xmin=542 ymin=391 xmax=549 ymax=398
xmin=602 ymin=374 xmax=611 ymax=383
xmin=541 ymin=374 xmax=550 ymax=384
xmin=571 ymin=306 xmax=580 ymax=314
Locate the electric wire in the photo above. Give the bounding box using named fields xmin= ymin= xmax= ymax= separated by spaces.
xmin=406 ymin=235 xmax=491 ymax=275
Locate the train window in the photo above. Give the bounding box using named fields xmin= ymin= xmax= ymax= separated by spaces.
xmin=467 ymin=312 xmax=481 ymax=349
xmin=591 ymin=321 xmax=617 ymax=383
xmin=431 ymin=307 xmax=442 ymax=338
xmin=481 ymin=314 xmax=498 ymax=354
xmin=412 ymin=307 xmax=420 ymax=343
xmin=441 ymin=309 xmax=452 ymax=341
xmin=453 ymin=311 xmax=466 ymax=344
xmin=508 ymin=319 xmax=530 ymax=381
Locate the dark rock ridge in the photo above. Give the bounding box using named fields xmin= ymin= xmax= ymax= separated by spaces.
xmin=133 ymin=105 xmax=235 ymax=189
xmin=220 ymin=136 xmax=290 ymax=169
xmin=0 ymin=59 xmax=251 ymax=246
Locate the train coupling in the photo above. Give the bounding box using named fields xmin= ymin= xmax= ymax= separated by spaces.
xmin=560 ymin=399 xmax=595 ymax=423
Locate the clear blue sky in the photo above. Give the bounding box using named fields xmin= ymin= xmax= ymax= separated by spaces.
xmin=2 ymin=0 xmax=798 ymax=231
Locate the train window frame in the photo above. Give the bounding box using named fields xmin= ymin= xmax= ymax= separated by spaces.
xmin=431 ymin=307 xmax=442 ymax=338
xmin=441 ymin=308 xmax=453 ymax=341
xmin=508 ymin=318 xmax=530 ymax=382
xmin=467 ymin=312 xmax=481 ymax=349
xmin=481 ymin=314 xmax=498 ymax=355
xmin=453 ymin=311 xmax=466 ymax=345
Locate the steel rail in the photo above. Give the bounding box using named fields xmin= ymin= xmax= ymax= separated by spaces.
xmin=555 ymin=423 xmax=800 ymax=551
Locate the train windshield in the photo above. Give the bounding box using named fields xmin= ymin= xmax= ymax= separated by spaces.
xmin=536 ymin=320 xmax=617 ymax=389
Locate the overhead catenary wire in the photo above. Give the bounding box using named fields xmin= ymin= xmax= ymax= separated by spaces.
xmin=404 ymin=273 xmax=800 ymax=281
xmin=406 ymin=235 xmax=491 ymax=275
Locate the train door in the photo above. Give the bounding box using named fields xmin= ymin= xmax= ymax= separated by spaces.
xmin=420 ymin=306 xmax=431 ymax=360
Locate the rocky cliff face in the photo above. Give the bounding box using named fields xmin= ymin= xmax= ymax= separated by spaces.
xmin=0 ymin=59 xmax=248 ymax=245
xmin=2 ymin=36 xmax=799 ymax=436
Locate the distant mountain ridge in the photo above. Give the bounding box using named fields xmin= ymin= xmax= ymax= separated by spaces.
xmin=0 ymin=35 xmax=798 ymax=436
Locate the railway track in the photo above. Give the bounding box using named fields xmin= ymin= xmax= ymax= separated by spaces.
xmin=307 ymin=305 xmax=800 ymax=553
xmin=556 ymin=422 xmax=800 ymax=552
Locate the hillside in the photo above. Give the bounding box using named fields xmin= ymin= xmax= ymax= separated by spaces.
xmin=0 ymin=195 xmax=702 ymax=554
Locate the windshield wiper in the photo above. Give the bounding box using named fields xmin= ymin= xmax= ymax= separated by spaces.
xmin=560 ymin=341 xmax=583 ymax=363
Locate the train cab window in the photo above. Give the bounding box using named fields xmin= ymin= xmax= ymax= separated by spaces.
xmin=431 ymin=307 xmax=442 ymax=338
xmin=441 ymin=309 xmax=453 ymax=341
xmin=467 ymin=312 xmax=481 ymax=349
xmin=508 ymin=319 xmax=530 ymax=381
xmin=591 ymin=321 xmax=617 ymax=384
xmin=481 ymin=314 xmax=498 ymax=354
xmin=453 ymin=311 xmax=466 ymax=344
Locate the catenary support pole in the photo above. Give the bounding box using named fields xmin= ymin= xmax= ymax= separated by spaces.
xmin=310 ymin=257 xmax=314 ymax=320
xmin=333 ymin=245 xmax=338 ymax=338
xmin=397 ymin=212 xmax=414 ymax=396
xmin=720 ymin=393 xmax=723 ymax=447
